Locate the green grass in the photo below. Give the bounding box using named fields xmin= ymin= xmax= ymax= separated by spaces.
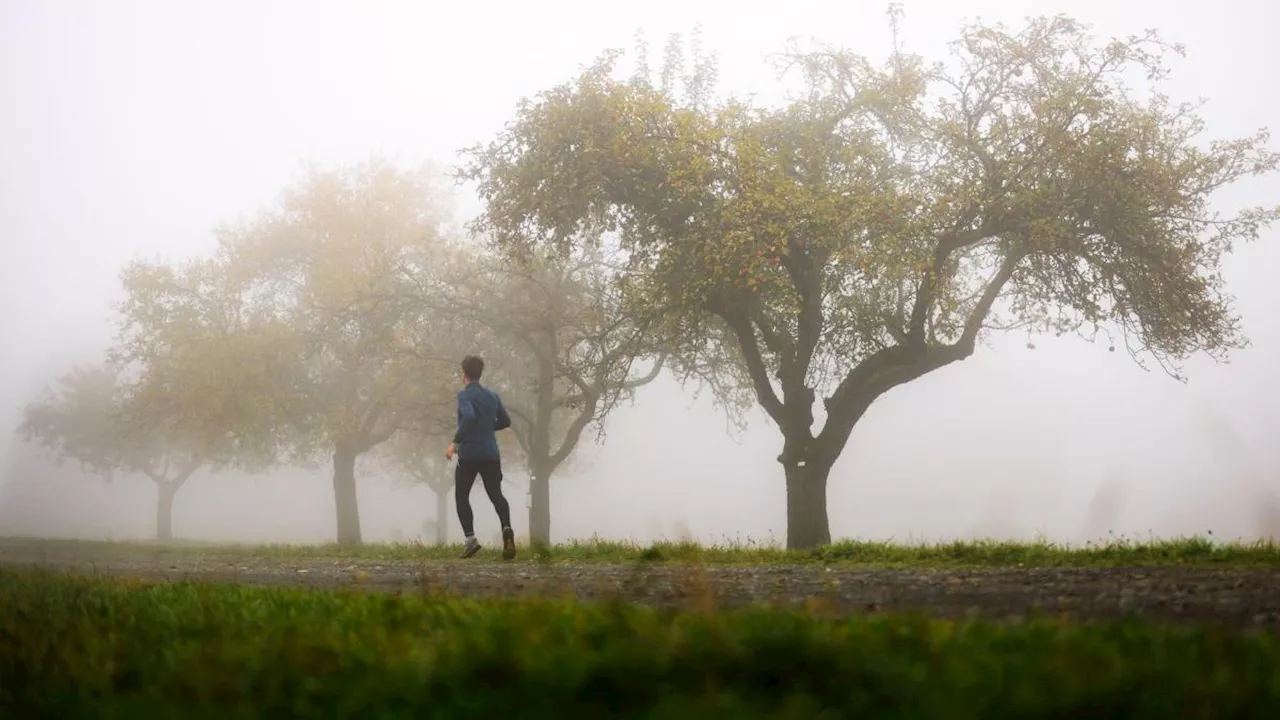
xmin=13 ymin=533 xmax=1280 ymax=568
xmin=0 ymin=568 xmax=1277 ymax=719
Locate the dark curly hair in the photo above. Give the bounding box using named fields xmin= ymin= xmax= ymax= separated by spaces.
xmin=461 ymin=355 xmax=485 ymax=382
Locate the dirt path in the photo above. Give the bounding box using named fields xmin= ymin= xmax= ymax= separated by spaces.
xmin=3 ymin=537 xmax=1279 ymax=628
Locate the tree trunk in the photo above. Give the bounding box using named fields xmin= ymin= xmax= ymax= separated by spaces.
xmin=435 ymin=485 xmax=449 ymax=545
xmin=784 ymin=459 xmax=833 ymax=550
xmin=332 ymin=443 xmax=362 ymax=546
xmin=156 ymin=481 xmax=177 ymax=542
xmin=529 ymin=462 xmax=552 ymax=547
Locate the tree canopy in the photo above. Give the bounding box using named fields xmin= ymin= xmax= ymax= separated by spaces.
xmin=111 ymin=254 xmax=299 ymax=466
xmin=463 ymin=15 xmax=1280 ymax=548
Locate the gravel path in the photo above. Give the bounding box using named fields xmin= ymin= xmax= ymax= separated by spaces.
xmin=3 ymin=537 xmax=1279 ymax=628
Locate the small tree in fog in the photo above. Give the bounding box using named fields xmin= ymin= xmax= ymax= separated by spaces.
xmin=463 ymin=14 xmax=1280 ymax=549
xmin=24 ymin=255 xmax=289 ymax=540
xmin=18 ymin=363 xmax=222 ymax=541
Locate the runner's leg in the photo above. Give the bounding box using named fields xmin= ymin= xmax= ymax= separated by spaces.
xmin=455 ymin=460 xmax=481 ymax=556
xmin=478 ymin=460 xmax=516 ymax=560
xmin=478 ymin=460 xmax=512 ymax=530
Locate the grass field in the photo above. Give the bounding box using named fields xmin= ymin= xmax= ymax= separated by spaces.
xmin=1 ymin=568 xmax=1277 ymax=718
xmin=11 ymin=533 xmax=1280 ymax=567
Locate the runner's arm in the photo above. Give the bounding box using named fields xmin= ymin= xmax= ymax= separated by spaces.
xmin=453 ymin=392 xmax=476 ymax=444
xmin=494 ymin=395 xmax=512 ymax=431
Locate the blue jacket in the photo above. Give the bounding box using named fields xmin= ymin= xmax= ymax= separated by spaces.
xmin=452 ymin=382 xmax=511 ymax=461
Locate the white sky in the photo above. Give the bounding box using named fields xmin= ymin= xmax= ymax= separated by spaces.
xmin=2 ymin=0 xmax=1278 ymax=545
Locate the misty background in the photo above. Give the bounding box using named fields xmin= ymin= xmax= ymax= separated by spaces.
xmin=2 ymin=0 xmax=1277 ymax=546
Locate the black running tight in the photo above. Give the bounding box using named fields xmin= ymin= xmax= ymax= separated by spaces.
xmin=455 ymin=458 xmax=512 ymax=537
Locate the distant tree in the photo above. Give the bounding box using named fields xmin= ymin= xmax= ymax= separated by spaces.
xmin=22 ymin=255 xmax=293 ymax=540
xmin=202 ymin=158 xmax=459 ymax=545
xmin=19 ymin=364 xmax=206 ymax=541
xmin=463 ymin=14 xmax=1280 ymax=548
xmin=425 ymin=245 xmax=663 ymax=545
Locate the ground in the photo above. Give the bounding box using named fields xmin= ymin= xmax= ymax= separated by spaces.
xmin=2 ymin=536 xmax=1278 ymax=628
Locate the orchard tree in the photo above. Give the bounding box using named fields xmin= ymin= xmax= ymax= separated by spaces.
xmin=19 ymin=364 xmax=209 ymax=541
xmin=426 ymin=245 xmax=664 ymax=545
xmin=216 ymin=158 xmax=459 ymax=545
xmin=463 ymin=15 xmax=1280 ymax=548
xmin=23 ymin=255 xmax=293 ymax=540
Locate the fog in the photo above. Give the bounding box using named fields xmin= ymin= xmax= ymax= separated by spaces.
xmin=2 ymin=0 xmax=1278 ymax=547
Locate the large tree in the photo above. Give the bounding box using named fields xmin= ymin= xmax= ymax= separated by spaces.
xmin=215 ymin=159 xmax=459 ymax=545
xmin=463 ymin=15 xmax=1280 ymax=548
xmin=426 ymin=245 xmax=664 ymax=545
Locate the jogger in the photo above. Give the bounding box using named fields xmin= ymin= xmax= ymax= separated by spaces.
xmin=445 ymin=355 xmax=518 ymax=560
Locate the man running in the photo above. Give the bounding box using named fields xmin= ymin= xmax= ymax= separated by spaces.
xmin=445 ymin=355 xmax=517 ymax=560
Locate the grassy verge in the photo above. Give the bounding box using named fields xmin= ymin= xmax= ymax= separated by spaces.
xmin=9 ymin=533 xmax=1280 ymax=567
xmin=1 ymin=568 xmax=1276 ymax=718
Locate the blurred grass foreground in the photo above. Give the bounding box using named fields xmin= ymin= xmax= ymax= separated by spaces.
xmin=1 ymin=568 xmax=1278 ymax=718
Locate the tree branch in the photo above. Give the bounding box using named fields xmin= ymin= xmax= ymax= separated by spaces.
xmin=722 ymin=312 xmax=785 ymax=425
xmin=169 ymin=455 xmax=203 ymax=493
xmin=955 ymin=248 xmax=1026 ymax=352
xmin=554 ymin=392 xmax=590 ymax=409
xmin=621 ymin=353 xmax=666 ymax=389
xmin=562 ymin=365 xmax=593 ymax=395
xmin=781 ymin=246 xmax=827 ymax=385
xmin=360 ymin=421 xmax=400 ymax=453
xmin=359 ymin=400 xmax=389 ymax=439
xmin=751 ymin=305 xmax=795 ymax=370
xmin=817 ymin=249 xmax=1026 ymax=464
xmin=506 ymin=403 xmax=534 ymax=428
xmin=549 ymin=393 xmax=601 ymax=469
xmin=907 ymin=218 xmax=1004 ymax=343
